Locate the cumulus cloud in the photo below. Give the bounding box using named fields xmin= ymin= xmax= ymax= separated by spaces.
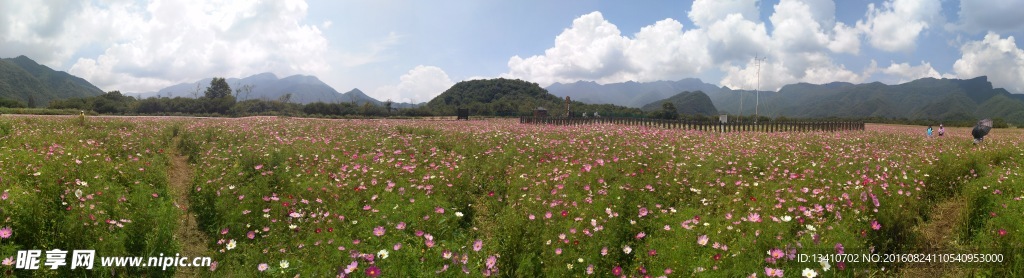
xmin=372 ymin=65 xmax=454 ymax=104
xmin=953 ymin=33 xmax=1024 ymax=93
xmin=688 ymin=0 xmax=760 ymax=27
xmin=2 ymin=0 xmax=331 ymax=93
xmin=0 ymin=1 xmax=92 ymax=67
xmin=505 ymin=12 xmax=631 ymax=86
xmin=881 ymin=61 xmax=941 ymax=83
xmin=505 ymin=1 xmax=877 ymax=91
xmin=856 ymin=0 xmax=942 ymax=52
xmin=957 ymin=0 xmax=1024 ymax=33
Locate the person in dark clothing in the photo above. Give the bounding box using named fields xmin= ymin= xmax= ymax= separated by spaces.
xmin=972 ymin=125 xmax=985 ymax=144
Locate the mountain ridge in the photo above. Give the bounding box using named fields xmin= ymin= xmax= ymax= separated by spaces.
xmin=548 ymin=75 xmax=1024 ymax=124
xmin=0 ymin=55 xmax=104 ymax=106
xmin=129 ymin=72 xmax=421 ymax=107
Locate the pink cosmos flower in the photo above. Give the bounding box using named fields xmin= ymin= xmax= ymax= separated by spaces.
xmin=697 ymin=235 xmax=709 ymax=246
xmin=473 ymin=239 xmax=483 ymax=251
xmin=0 ymin=227 xmax=11 ymax=239
xmin=257 ymin=263 xmax=268 ymax=271
xmin=373 ymin=226 xmax=386 ymax=237
xmin=871 ymin=220 xmax=881 ymax=230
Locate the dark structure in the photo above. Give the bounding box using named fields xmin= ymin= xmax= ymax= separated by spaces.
xmin=534 ymin=107 xmax=549 ymax=118
xmin=457 ymin=108 xmax=469 ymax=120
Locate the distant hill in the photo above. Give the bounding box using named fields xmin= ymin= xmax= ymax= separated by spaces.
xmin=426 ymin=78 xmax=641 ymax=116
xmin=641 ymin=91 xmax=718 ymax=116
xmin=0 ymin=55 xmax=104 ymax=106
xmin=711 ymin=76 xmax=1024 ymax=124
xmin=545 ymin=76 xmax=1024 ymax=124
xmin=546 ymin=78 xmax=722 ymax=108
xmin=132 ymin=73 xmax=419 ymax=107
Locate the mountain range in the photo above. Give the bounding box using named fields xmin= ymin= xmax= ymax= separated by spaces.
xmin=548 ymin=76 xmax=1024 ymax=124
xmin=547 ymin=78 xmax=721 ymax=108
xmin=0 ymin=55 xmax=103 ymax=106
xmin=640 ymin=91 xmax=718 ymax=116
xmin=128 ymin=73 xmax=413 ymax=106
xmin=2 ymin=55 xmax=1022 ymax=123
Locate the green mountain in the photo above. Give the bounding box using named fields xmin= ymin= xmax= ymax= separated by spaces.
xmin=547 ymin=78 xmax=722 ymax=108
xmin=641 ymin=91 xmax=718 ymax=116
xmin=709 ymin=76 xmax=1024 ymax=124
xmin=426 ymin=78 xmax=641 ymax=116
xmin=0 ymin=55 xmax=104 ymax=106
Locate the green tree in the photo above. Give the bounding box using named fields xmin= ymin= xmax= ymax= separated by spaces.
xmin=204 ymin=77 xmax=232 ymax=99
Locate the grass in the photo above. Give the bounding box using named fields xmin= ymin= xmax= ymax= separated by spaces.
xmin=0 ymin=118 xmax=1023 ymax=277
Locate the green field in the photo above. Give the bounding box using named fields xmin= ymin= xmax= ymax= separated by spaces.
xmin=1 ymin=116 xmax=1023 ymax=277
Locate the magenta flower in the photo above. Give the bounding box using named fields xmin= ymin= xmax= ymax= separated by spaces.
xmin=639 ymin=207 xmax=649 ymax=218
xmin=473 ymin=239 xmax=483 ymax=251
xmin=871 ymin=220 xmax=881 ymax=230
xmin=612 ymin=265 xmax=623 ymax=276
xmin=765 ymin=267 xmax=783 ymax=277
xmin=748 ymin=212 xmax=762 ymax=223
xmin=373 ymin=226 xmax=386 ymax=237
xmin=396 ymin=222 xmax=406 ymax=230
xmin=0 ymin=227 xmax=11 ymax=239
xmin=246 ymin=231 xmax=255 ymax=239
xmin=485 ymin=255 xmax=497 ymax=269
xmin=365 ymin=265 xmax=381 ymax=277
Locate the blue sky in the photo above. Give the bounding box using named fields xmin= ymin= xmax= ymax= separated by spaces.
xmin=2 ymin=0 xmax=1023 ymax=103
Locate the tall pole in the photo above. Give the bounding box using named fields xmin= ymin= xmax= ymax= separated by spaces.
xmin=755 ymin=56 xmax=766 ymax=123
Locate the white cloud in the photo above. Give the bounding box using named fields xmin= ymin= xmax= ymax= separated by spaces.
xmin=719 ymin=0 xmax=867 ymax=90
xmin=624 ymin=19 xmax=712 ymax=82
xmin=688 ymin=0 xmax=760 ymax=27
xmin=505 ymin=1 xmax=874 ymax=91
xmin=2 ymin=0 xmax=331 ymax=93
xmin=957 ymin=0 xmax=1024 ymax=33
xmin=881 ymin=61 xmax=941 ymax=83
xmin=372 ymin=65 xmax=454 ymax=104
xmin=953 ymin=33 xmax=1024 ymax=93
xmin=706 ymin=13 xmax=770 ymax=65
xmin=505 ymin=12 xmax=631 ymax=86
xmin=856 ymin=0 xmax=942 ymax=52
xmin=828 ymin=23 xmax=861 ymax=54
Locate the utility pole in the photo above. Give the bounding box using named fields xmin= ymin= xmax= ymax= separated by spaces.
xmin=754 ymin=55 xmax=767 ymax=123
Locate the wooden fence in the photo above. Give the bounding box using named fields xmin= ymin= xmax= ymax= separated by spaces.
xmin=519 ymin=116 xmax=864 ymax=132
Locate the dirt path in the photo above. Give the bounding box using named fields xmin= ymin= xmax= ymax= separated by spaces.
xmin=900 ymin=197 xmax=968 ymax=277
xmin=167 ymin=138 xmax=210 ymax=277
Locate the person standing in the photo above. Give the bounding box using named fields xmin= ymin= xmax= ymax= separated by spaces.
xmin=927 ymin=125 xmax=933 ymax=138
xmin=937 ymin=124 xmax=945 ymax=136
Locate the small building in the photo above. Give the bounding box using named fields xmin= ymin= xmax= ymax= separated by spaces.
xmin=534 ymin=107 xmax=549 ymax=118
xmin=719 ymin=114 xmax=728 ymax=124
xmin=457 ymin=108 xmax=469 ymax=120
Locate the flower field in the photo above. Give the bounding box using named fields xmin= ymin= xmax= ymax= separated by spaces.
xmin=2 ymin=116 xmax=1024 ymax=277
